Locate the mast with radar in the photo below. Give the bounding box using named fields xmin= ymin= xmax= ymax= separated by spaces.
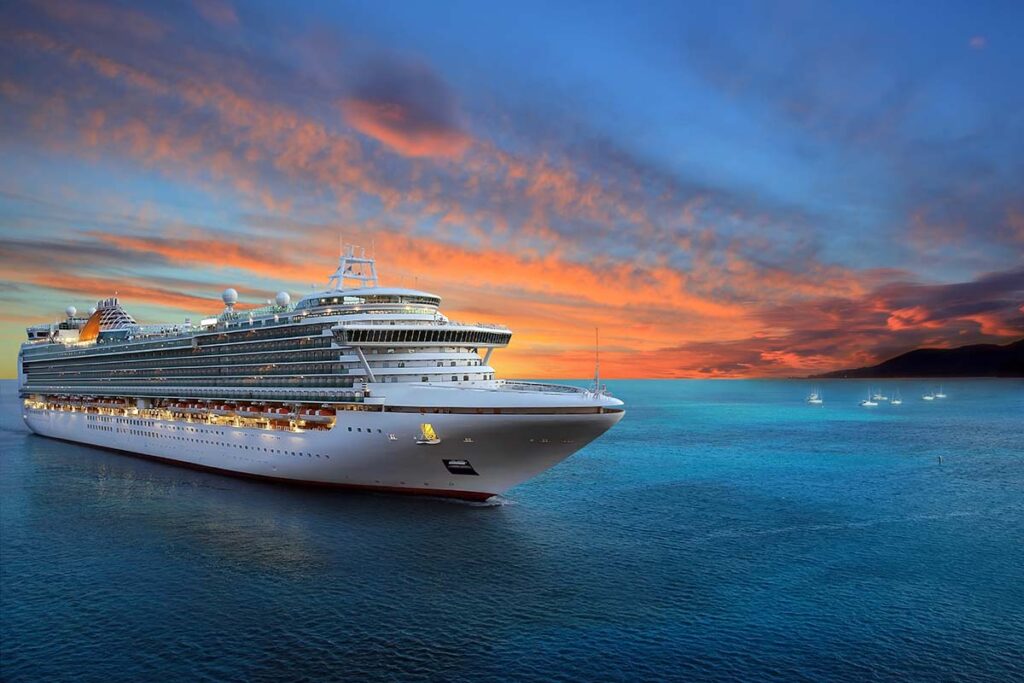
xmin=327 ymin=244 xmax=379 ymax=291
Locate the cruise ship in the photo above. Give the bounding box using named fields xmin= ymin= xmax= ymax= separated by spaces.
xmin=18 ymin=246 xmax=624 ymax=500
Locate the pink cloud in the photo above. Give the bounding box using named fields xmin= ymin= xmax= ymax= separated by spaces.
xmin=342 ymin=99 xmax=472 ymax=159
xmin=886 ymin=306 xmax=931 ymax=330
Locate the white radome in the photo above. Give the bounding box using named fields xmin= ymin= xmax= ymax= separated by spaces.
xmin=222 ymin=288 xmax=239 ymax=306
xmin=65 ymin=305 xmax=77 ymax=318
xmin=87 ymin=307 xmax=97 ymax=316
xmin=275 ymin=291 xmax=291 ymax=307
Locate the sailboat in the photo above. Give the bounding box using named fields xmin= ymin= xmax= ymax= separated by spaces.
xmin=891 ymin=390 xmax=903 ymax=406
xmin=935 ymin=385 xmax=947 ymax=399
xmin=860 ymin=388 xmax=878 ymax=407
xmin=806 ymin=388 xmax=824 ymax=405
xmin=922 ymin=391 xmax=935 ymax=401
xmin=416 ymin=423 xmax=441 ymax=445
xmin=872 ymin=389 xmax=889 ymax=402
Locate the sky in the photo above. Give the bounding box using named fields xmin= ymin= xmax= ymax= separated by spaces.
xmin=1 ymin=0 xmax=1022 ymax=379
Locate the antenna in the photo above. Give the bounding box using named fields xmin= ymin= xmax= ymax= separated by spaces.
xmin=327 ymin=242 xmax=379 ymax=290
xmin=593 ymin=327 xmax=601 ymax=393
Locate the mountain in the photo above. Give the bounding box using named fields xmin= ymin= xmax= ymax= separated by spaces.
xmin=812 ymin=339 xmax=1024 ymax=378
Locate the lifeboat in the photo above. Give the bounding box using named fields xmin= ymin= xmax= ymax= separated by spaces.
xmin=316 ymin=407 xmax=336 ymax=417
xmin=296 ymin=406 xmax=333 ymax=424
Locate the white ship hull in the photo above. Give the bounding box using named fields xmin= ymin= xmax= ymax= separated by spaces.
xmin=23 ymin=405 xmax=623 ymax=500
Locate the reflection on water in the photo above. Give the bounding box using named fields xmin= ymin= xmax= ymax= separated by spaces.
xmin=16 ymin=432 xmax=534 ymax=580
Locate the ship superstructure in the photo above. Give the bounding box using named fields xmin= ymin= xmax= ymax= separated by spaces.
xmin=18 ymin=246 xmax=624 ymax=500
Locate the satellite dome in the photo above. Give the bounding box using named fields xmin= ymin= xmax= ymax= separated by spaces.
xmin=65 ymin=305 xmax=77 ymax=318
xmin=88 ymin=307 xmax=97 ymax=316
xmin=275 ymin=291 xmax=291 ymax=307
xmin=221 ymin=288 xmax=239 ymax=306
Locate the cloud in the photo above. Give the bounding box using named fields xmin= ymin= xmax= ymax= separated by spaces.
xmin=886 ymin=305 xmax=936 ymax=331
xmin=2 ymin=3 xmax=1021 ymax=379
xmin=341 ymin=60 xmax=471 ymax=158
xmin=34 ymin=0 xmax=167 ymax=41
xmin=192 ymin=0 xmax=238 ymax=28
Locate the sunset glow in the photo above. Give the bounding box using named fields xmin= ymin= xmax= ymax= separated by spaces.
xmin=1 ymin=1 xmax=1021 ymax=378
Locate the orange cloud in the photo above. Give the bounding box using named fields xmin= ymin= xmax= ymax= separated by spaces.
xmin=886 ymin=306 xmax=934 ymax=330
xmin=962 ymin=313 xmax=1021 ymax=337
xmin=91 ymin=232 xmax=316 ymax=285
xmin=22 ymin=272 xmax=221 ymax=314
xmin=342 ymin=99 xmax=471 ymax=159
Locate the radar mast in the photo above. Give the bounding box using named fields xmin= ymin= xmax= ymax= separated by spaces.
xmin=327 ymin=244 xmax=378 ymax=291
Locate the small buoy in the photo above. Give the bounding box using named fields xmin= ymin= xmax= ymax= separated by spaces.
xmin=937 ymin=455 xmax=943 ymax=464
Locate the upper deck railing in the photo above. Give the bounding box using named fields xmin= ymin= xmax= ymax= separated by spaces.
xmin=497 ymin=381 xmax=590 ymax=395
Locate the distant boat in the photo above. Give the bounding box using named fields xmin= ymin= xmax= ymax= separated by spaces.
xmin=872 ymin=389 xmax=889 ymax=401
xmin=860 ymin=389 xmax=878 ymax=407
xmin=806 ymin=388 xmax=823 ymax=405
xmin=891 ymin=390 xmax=903 ymax=406
xmin=922 ymin=392 xmax=935 ymax=401
xmin=935 ymin=385 xmax=947 ymax=399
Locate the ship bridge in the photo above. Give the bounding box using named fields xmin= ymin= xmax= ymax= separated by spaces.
xmin=295 ymin=288 xmax=442 ymax=314
xmin=335 ymin=322 xmax=511 ymax=348
xmin=294 ymin=245 xmax=443 ymax=316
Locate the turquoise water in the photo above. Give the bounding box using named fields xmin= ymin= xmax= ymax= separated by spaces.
xmin=2 ymin=379 xmax=1022 ymax=681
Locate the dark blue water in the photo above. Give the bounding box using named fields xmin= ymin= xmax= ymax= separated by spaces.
xmin=2 ymin=379 xmax=1022 ymax=681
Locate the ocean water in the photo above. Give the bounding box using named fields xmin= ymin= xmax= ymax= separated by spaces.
xmin=1 ymin=378 xmax=1022 ymax=682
